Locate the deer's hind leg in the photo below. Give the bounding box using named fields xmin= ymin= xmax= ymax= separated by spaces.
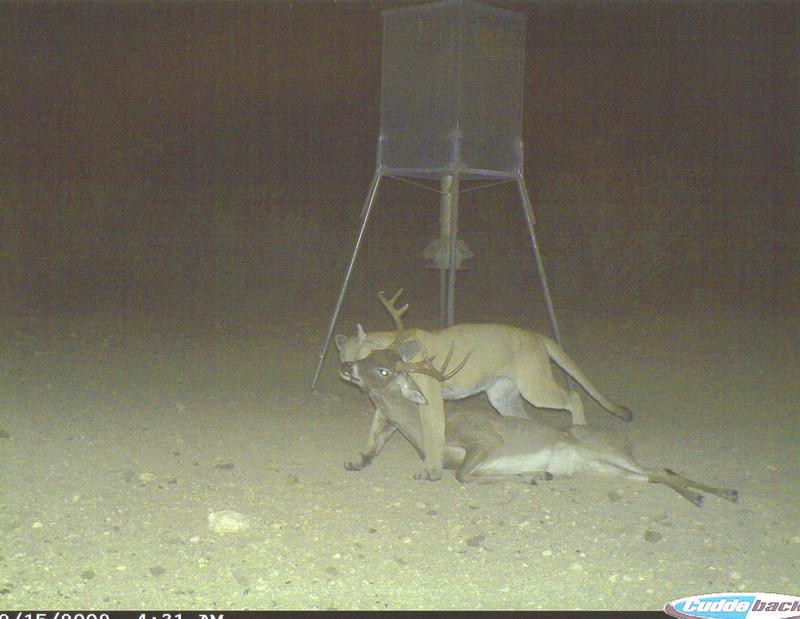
xmin=629 ymin=468 xmax=738 ymax=507
xmin=656 ymin=469 xmax=738 ymax=504
xmin=571 ymin=443 xmax=706 ymax=506
xmin=647 ymin=471 xmax=706 ymax=507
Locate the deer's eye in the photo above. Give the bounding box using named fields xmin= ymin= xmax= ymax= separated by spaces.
xmin=378 ymin=368 xmax=389 ymax=377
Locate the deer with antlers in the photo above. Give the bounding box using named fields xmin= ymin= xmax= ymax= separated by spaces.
xmin=338 ymin=299 xmax=738 ymax=506
xmin=335 ymin=289 xmax=631 ymax=481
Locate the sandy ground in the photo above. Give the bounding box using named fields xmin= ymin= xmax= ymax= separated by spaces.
xmin=1 ymin=305 xmax=797 ymax=610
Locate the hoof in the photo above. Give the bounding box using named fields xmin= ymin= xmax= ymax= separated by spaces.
xmin=414 ymin=469 xmax=442 ymax=481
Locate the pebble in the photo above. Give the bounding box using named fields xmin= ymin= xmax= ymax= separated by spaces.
xmin=466 ymin=534 xmax=485 ymax=547
xmin=208 ymin=510 xmax=250 ymax=534
xmin=644 ymin=529 xmax=663 ymax=543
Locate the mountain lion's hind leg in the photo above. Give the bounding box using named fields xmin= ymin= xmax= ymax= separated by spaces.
xmin=486 ymin=378 xmax=527 ymax=418
xmin=565 ymin=390 xmax=585 ymax=425
xmin=517 ymin=379 xmax=586 ymax=425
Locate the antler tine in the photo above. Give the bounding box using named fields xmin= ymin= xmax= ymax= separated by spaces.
xmin=378 ymin=289 xmax=408 ymax=348
xmin=386 ymin=288 xmax=405 ymax=307
xmin=442 ymin=349 xmax=472 ymax=381
xmin=401 ymin=345 xmax=472 ymax=383
xmin=438 ymin=344 xmax=455 ymax=377
xmin=434 ymin=345 xmax=472 ymax=381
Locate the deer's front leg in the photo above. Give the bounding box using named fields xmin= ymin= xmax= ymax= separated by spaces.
xmin=345 ymin=407 xmax=396 ymax=471
xmin=414 ymin=376 xmax=444 ymax=481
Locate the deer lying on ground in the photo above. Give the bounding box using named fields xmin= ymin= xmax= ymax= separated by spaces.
xmin=340 ymin=340 xmax=738 ymax=508
xmin=336 ymin=290 xmax=631 ymax=481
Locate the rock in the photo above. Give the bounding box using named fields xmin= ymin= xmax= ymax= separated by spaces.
xmin=208 ymin=510 xmax=250 ymax=534
xmin=644 ymin=529 xmax=663 ymax=543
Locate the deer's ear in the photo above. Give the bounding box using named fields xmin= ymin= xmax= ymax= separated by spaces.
xmin=397 ymin=339 xmax=422 ymax=362
xmin=334 ymin=334 xmax=347 ymax=351
xmin=399 ymin=373 xmax=428 ymax=405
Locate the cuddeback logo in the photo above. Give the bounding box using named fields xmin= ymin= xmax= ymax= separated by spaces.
xmin=665 ymin=593 xmax=800 ymax=619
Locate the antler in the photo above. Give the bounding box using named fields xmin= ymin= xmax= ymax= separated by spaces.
xmin=400 ymin=344 xmax=472 ymax=383
xmin=376 ymin=288 xmax=470 ymax=382
xmin=378 ymin=289 xmax=408 ymax=348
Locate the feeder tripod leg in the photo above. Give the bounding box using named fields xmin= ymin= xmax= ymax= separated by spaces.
xmin=517 ymin=175 xmax=563 ymax=348
xmin=438 ymin=270 xmax=447 ymax=328
xmin=439 ymin=173 xmax=460 ymax=327
xmin=310 ymin=168 xmax=383 ymax=391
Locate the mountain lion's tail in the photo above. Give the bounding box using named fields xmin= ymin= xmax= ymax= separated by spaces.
xmin=544 ymin=339 xmax=633 ymax=421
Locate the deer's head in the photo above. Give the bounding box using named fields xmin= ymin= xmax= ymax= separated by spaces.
xmin=339 ymin=289 xmax=470 ymax=405
xmin=339 ymin=340 xmax=429 ymax=404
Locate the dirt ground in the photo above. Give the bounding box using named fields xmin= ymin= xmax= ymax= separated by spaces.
xmin=1 ymin=303 xmax=797 ymax=610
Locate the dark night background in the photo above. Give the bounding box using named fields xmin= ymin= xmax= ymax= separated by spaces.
xmin=1 ymin=0 xmax=797 ymax=329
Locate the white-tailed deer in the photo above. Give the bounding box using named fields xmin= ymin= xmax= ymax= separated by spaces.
xmin=340 ymin=342 xmax=738 ymax=508
xmin=336 ymin=290 xmax=631 ymax=481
